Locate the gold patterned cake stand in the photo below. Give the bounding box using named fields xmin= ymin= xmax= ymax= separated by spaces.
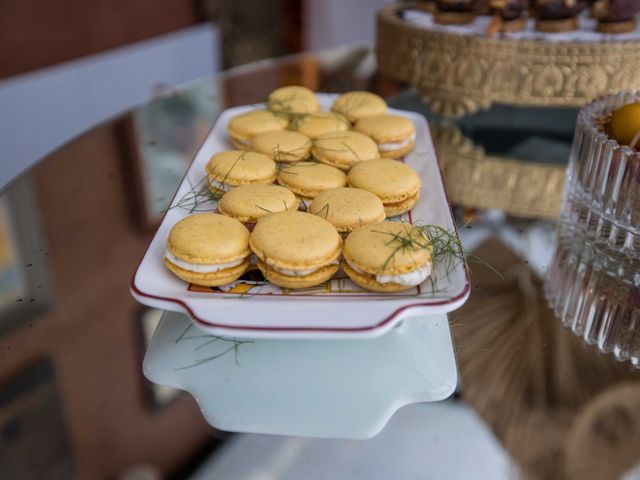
xmin=433 ymin=125 xmax=566 ymax=218
xmin=377 ymin=5 xmax=640 ymax=118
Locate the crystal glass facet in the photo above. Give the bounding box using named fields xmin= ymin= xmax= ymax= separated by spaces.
xmin=545 ymin=90 xmax=640 ymax=366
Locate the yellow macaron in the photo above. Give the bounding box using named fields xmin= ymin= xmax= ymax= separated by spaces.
xmin=311 ymin=131 xmax=379 ymax=171
xmin=331 ymin=91 xmax=388 ymax=123
xmin=347 ymin=159 xmax=421 ymax=217
xmin=343 ymin=222 xmax=433 ymax=292
xmin=250 ymin=211 xmax=342 ymax=289
xmin=164 ymin=213 xmax=251 ymax=287
xmin=354 ymin=114 xmax=416 ymax=158
xmin=227 ymin=110 xmax=289 ymax=149
xmin=276 ymin=162 xmax=347 ymax=205
xmin=267 ymin=86 xmax=320 ymax=114
xmin=292 ymin=112 xmax=350 ymax=139
xmin=249 ymin=130 xmax=312 ymax=163
xmin=206 ymin=150 xmax=277 ymax=195
xmin=309 ymin=187 xmax=386 ymax=233
xmin=218 ymin=184 xmax=299 ymax=224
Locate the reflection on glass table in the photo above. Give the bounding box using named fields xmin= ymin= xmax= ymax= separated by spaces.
xmin=0 ymin=44 xmax=639 ymax=480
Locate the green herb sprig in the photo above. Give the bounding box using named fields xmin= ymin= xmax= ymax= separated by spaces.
xmin=164 ymin=175 xmax=218 ymax=213
xmin=165 ymin=152 xmax=247 ymax=213
xmin=265 ymin=97 xmax=313 ymax=130
xmin=272 ymin=140 xmax=313 ymax=163
xmin=174 ymin=323 xmax=253 ymax=369
xmin=373 ymin=222 xmax=502 ymax=288
xmin=315 ymin=202 xmax=330 ymax=219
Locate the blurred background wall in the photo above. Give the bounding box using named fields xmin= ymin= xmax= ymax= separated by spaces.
xmin=304 ymin=0 xmax=390 ymax=50
xmin=0 ymin=0 xmax=393 ymax=189
xmin=0 ymin=0 xmax=204 ymax=79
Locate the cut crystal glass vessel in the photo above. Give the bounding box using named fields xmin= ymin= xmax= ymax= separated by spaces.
xmin=545 ymin=90 xmax=640 ymax=366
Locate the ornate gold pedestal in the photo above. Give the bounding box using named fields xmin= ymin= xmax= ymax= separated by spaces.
xmin=433 ymin=126 xmax=566 ymax=218
xmin=377 ymin=5 xmax=640 ymax=118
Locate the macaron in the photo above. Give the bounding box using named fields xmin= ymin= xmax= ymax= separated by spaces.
xmin=293 ymin=112 xmax=350 ymax=139
xmin=218 ymin=184 xmax=299 ymax=224
xmin=227 ymin=110 xmax=289 ymax=149
xmin=250 ymin=211 xmax=342 ymax=289
xmin=164 ymin=213 xmax=251 ymax=286
xmin=354 ymin=114 xmax=416 ymax=158
xmin=309 ymin=187 xmax=386 ymax=233
xmin=331 ymin=91 xmax=388 ymax=123
xmin=250 ymin=130 xmax=311 ymax=163
xmin=267 ymin=86 xmax=320 ymax=114
xmin=347 ymin=159 xmax=421 ymax=217
xmin=311 ymin=131 xmax=379 ymax=171
xmin=343 ymin=222 xmax=433 ymax=292
xmin=276 ymin=162 xmax=347 ymax=204
xmin=206 ymin=150 xmax=277 ymax=195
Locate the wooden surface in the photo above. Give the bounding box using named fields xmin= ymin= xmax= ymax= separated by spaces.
xmin=0 ymin=0 xmax=203 ymax=79
xmin=0 ymin=122 xmax=215 ymax=479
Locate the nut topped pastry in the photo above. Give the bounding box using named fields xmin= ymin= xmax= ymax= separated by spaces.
xmin=593 ymin=0 xmax=640 ymax=33
xmin=533 ymin=0 xmax=585 ymax=32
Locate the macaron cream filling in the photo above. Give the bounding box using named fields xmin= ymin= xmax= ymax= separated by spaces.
xmin=345 ymin=258 xmax=431 ymax=287
xmin=376 ymin=263 xmax=431 ymax=286
xmin=269 ymin=259 xmax=340 ymax=277
xmin=208 ymin=177 xmax=234 ymax=192
xmin=165 ymin=250 xmax=247 ymax=273
xmin=234 ymin=137 xmax=251 ymax=146
xmin=378 ymin=133 xmax=416 ymax=152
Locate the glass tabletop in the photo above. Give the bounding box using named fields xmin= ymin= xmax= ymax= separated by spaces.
xmin=1 ymin=44 xmax=638 ymax=480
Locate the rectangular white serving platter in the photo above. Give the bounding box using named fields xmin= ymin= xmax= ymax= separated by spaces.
xmin=131 ymin=94 xmax=470 ymax=340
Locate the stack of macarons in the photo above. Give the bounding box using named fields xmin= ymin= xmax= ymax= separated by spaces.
xmin=164 ymin=85 xmax=433 ymax=291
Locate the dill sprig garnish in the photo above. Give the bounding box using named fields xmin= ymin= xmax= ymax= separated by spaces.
xmin=255 ymin=205 xmax=274 ymax=214
xmin=276 ymin=161 xmax=318 ymax=175
xmin=311 ymin=135 xmax=360 ymax=158
xmin=272 ymin=140 xmax=313 ymax=163
xmin=372 ymin=224 xmax=432 ymax=275
xmin=314 ymin=134 xmax=353 ymax=142
xmin=164 ymin=175 xmax=219 ymax=213
xmin=174 ymin=323 xmax=253 ymax=369
xmin=372 ymin=222 xmax=501 ymax=281
xmin=165 ymin=152 xmax=247 ymax=212
xmin=264 ymin=97 xmax=313 ymax=130
xmin=421 ymin=221 xmax=503 ymax=279
xmin=342 ymin=141 xmax=361 ymax=160
xmin=315 ymin=203 xmax=330 ymax=219
xmin=420 ymin=224 xmax=464 ymax=278
xmin=252 ymin=195 xmax=291 ymax=215
xmin=265 ymin=95 xmax=348 ymax=132
xmin=335 ymin=93 xmax=374 ymax=116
